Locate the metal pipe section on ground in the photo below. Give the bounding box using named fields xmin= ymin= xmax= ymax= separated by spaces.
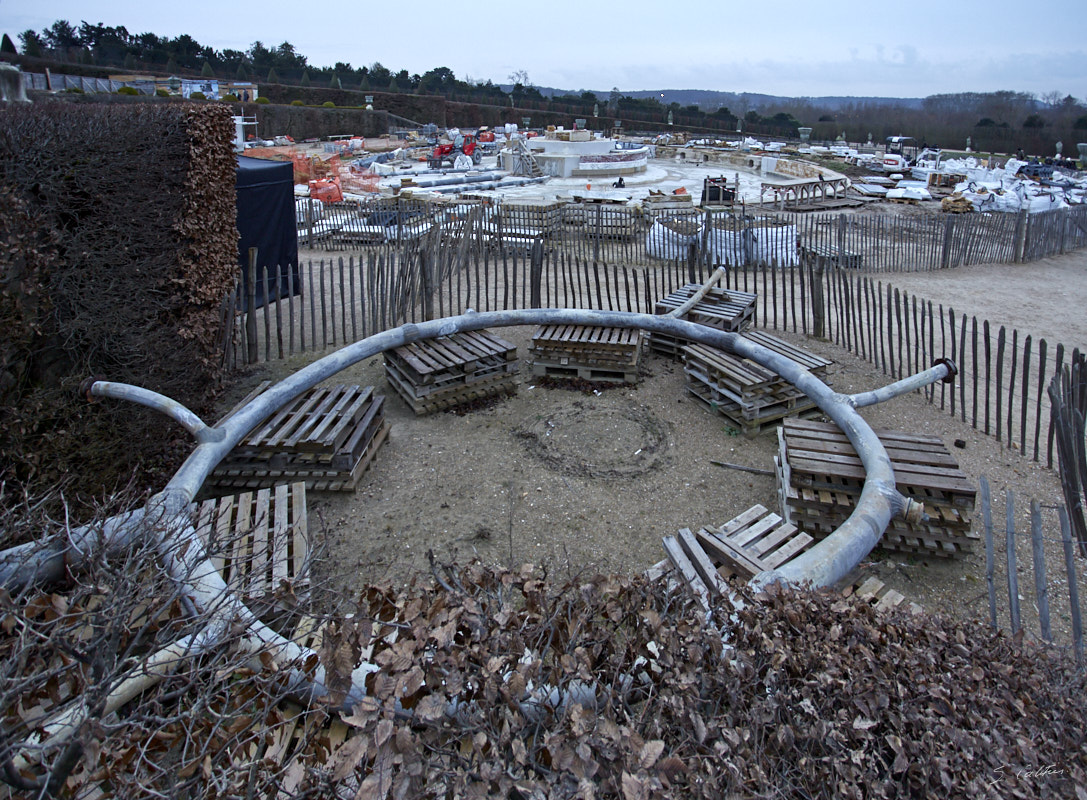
xmin=6 ymin=308 xmax=954 ymax=710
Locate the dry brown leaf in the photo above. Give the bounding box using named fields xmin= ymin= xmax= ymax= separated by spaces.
xmin=354 ymin=744 xmax=394 ymax=800
xmin=638 ymin=740 xmax=665 ymax=770
xmin=414 ymin=693 xmax=446 ymax=722
xmin=331 ymin=734 xmax=370 ymax=782
xmin=374 ymin=719 xmax=394 ymax=747
xmin=620 ymin=770 xmax=648 ymax=800
xmin=344 ymin=696 xmax=382 ymax=728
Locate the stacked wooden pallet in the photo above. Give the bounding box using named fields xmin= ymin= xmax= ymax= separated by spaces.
xmin=642 ymin=192 xmax=696 ymax=225
xmin=799 ymin=243 xmax=863 ymax=269
xmin=775 ymin=418 xmax=978 ymax=558
xmin=384 ymin=329 xmax=519 ymax=415
xmin=528 ymin=324 xmax=643 ymax=384
xmin=655 ymin=504 xmax=814 ymax=609
xmin=207 ymin=382 xmax=389 ymax=493
xmin=650 ymin=284 xmax=757 ymax=358
xmin=682 ymin=330 xmax=831 ymax=435
xmin=192 ymin=482 xmax=310 ymax=607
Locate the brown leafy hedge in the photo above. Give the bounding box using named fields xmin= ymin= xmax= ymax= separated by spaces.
xmin=297 ymin=564 xmax=1085 ymax=799
xmin=0 ymin=100 xmax=237 ymax=505
xmin=3 ymin=550 xmax=1084 ymax=798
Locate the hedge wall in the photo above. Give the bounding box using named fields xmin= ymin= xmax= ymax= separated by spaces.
xmin=237 ymin=102 xmax=391 ymax=141
xmin=0 ymin=100 xmax=237 ymax=504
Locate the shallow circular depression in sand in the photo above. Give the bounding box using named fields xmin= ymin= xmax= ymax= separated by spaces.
xmin=514 ymin=401 xmax=673 ymax=479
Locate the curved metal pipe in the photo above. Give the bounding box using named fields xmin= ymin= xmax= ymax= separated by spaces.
xmin=86 ymin=380 xmax=224 ymax=444
xmin=848 ymin=359 xmax=957 ymax=409
xmin=668 ymin=267 xmax=728 ymax=319
xmin=12 ymin=308 xmax=955 ymax=714
xmin=0 ymin=508 xmax=147 ymax=591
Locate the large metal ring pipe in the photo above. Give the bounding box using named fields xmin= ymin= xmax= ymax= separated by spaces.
xmin=4 ymin=307 xmax=954 ymax=712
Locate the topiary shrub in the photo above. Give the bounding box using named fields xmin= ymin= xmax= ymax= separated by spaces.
xmin=156 ymin=88 xmax=169 ymax=97
xmin=189 ymin=91 xmax=206 ymax=101
xmin=255 ymin=96 xmax=270 ymax=104
xmin=116 ymin=86 xmax=139 ymax=96
xmin=221 ymin=93 xmax=239 ymax=102
xmin=291 ymin=99 xmax=304 ymax=106
xmin=322 ymin=101 xmax=335 ymax=108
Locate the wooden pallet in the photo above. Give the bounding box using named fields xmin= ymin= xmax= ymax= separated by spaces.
xmin=841 ymin=574 xmax=923 ymax=614
xmin=384 ymin=329 xmax=520 ymax=415
xmin=682 ymin=336 xmax=830 ymax=435
xmin=799 ymin=243 xmax=863 ymax=269
xmin=686 ymin=379 xmax=821 ymax=436
xmin=777 ymin=418 xmax=977 ymax=558
xmin=528 ymin=325 xmax=642 ymax=384
xmin=740 ymin=330 xmax=833 ymax=377
xmin=650 ymin=284 xmax=757 ymax=358
xmin=384 ymin=329 xmax=518 ymax=391
xmin=207 ymin=383 xmax=389 ymax=493
xmin=529 ymin=325 xmax=643 ymax=367
xmin=659 ymin=504 xmax=814 ymax=606
xmin=193 ymin=482 xmax=310 ymax=604
xmin=530 ymin=361 xmax=638 ymax=384
xmin=386 ymin=364 xmax=517 ymax=414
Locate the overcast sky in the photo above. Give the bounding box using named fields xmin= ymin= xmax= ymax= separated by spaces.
xmin=4 ymin=0 xmax=1085 ymax=99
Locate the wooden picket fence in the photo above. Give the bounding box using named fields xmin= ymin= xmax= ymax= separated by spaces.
xmin=295 ymin=195 xmax=1087 ymax=271
xmin=978 ymin=476 xmax=1084 ymax=661
xmin=229 ymin=235 xmax=1082 ymax=477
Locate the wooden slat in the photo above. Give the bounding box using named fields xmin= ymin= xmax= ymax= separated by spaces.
xmin=696 ymin=528 xmax=769 ymax=577
xmin=662 ymin=535 xmax=710 ymax=610
xmin=232 ymin=491 xmax=254 ymax=588
xmin=272 ymin=484 xmax=290 ymax=587
xmin=677 ymin=528 xmax=728 ymax=597
xmin=291 ymin=482 xmax=308 ymax=579
xmin=250 ymin=488 xmax=271 ymax=599
xmin=761 ymin=531 xmax=813 ymax=569
xmin=719 ymin=504 xmax=770 ymax=535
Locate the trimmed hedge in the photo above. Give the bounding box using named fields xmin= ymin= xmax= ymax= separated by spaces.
xmin=0 ymin=100 xmax=237 ymax=502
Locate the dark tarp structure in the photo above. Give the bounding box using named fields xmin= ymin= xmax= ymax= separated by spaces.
xmin=237 ymin=155 xmax=299 ymax=308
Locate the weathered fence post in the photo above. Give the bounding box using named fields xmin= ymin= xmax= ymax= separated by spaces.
xmin=980 ymin=476 xmax=998 ymax=630
xmin=811 ymin=256 xmax=825 ymax=339
xmin=420 ymin=239 xmax=435 ymax=321
xmin=593 ymin=205 xmax=602 ymax=262
xmin=306 ymin=199 xmax=315 ymax=249
xmin=1029 ymin=500 xmax=1051 ymax=641
xmin=940 ymin=215 xmax=954 ymax=270
xmin=1005 ymin=490 xmax=1021 ymax=635
xmin=1058 ymin=506 xmax=1084 ymax=664
xmin=1013 ymin=209 xmax=1029 ymax=263
xmin=246 ymin=247 xmax=258 ymax=365
xmin=529 ymin=240 xmax=543 ymax=308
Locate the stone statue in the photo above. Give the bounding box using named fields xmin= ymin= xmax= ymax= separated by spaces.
xmin=0 ymin=63 xmax=31 ymax=103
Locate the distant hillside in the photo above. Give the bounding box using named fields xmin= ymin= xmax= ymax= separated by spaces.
xmin=520 ymin=85 xmax=925 ymax=112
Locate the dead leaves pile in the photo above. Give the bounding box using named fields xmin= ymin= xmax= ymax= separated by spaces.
xmin=3 ymin=557 xmax=1084 ymax=798
xmin=296 ymin=564 xmax=1086 ymax=799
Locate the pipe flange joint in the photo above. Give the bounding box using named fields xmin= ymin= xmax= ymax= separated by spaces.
xmin=933 ymin=357 xmax=958 ymax=384
xmin=901 ymin=497 xmax=925 ymax=524
xmin=79 ymin=376 xmax=99 ymax=403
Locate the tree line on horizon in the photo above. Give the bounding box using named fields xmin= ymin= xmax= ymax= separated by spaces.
xmin=8 ymin=20 xmax=1087 ymax=155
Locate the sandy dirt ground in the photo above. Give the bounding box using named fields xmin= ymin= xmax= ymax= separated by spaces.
xmin=229 ymin=246 xmax=1087 ymax=650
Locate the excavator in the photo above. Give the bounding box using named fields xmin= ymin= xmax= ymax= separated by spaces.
xmin=428 ymin=133 xmax=483 ymax=169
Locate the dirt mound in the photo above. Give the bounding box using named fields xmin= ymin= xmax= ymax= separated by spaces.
xmin=515 ymin=401 xmax=673 ymax=479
